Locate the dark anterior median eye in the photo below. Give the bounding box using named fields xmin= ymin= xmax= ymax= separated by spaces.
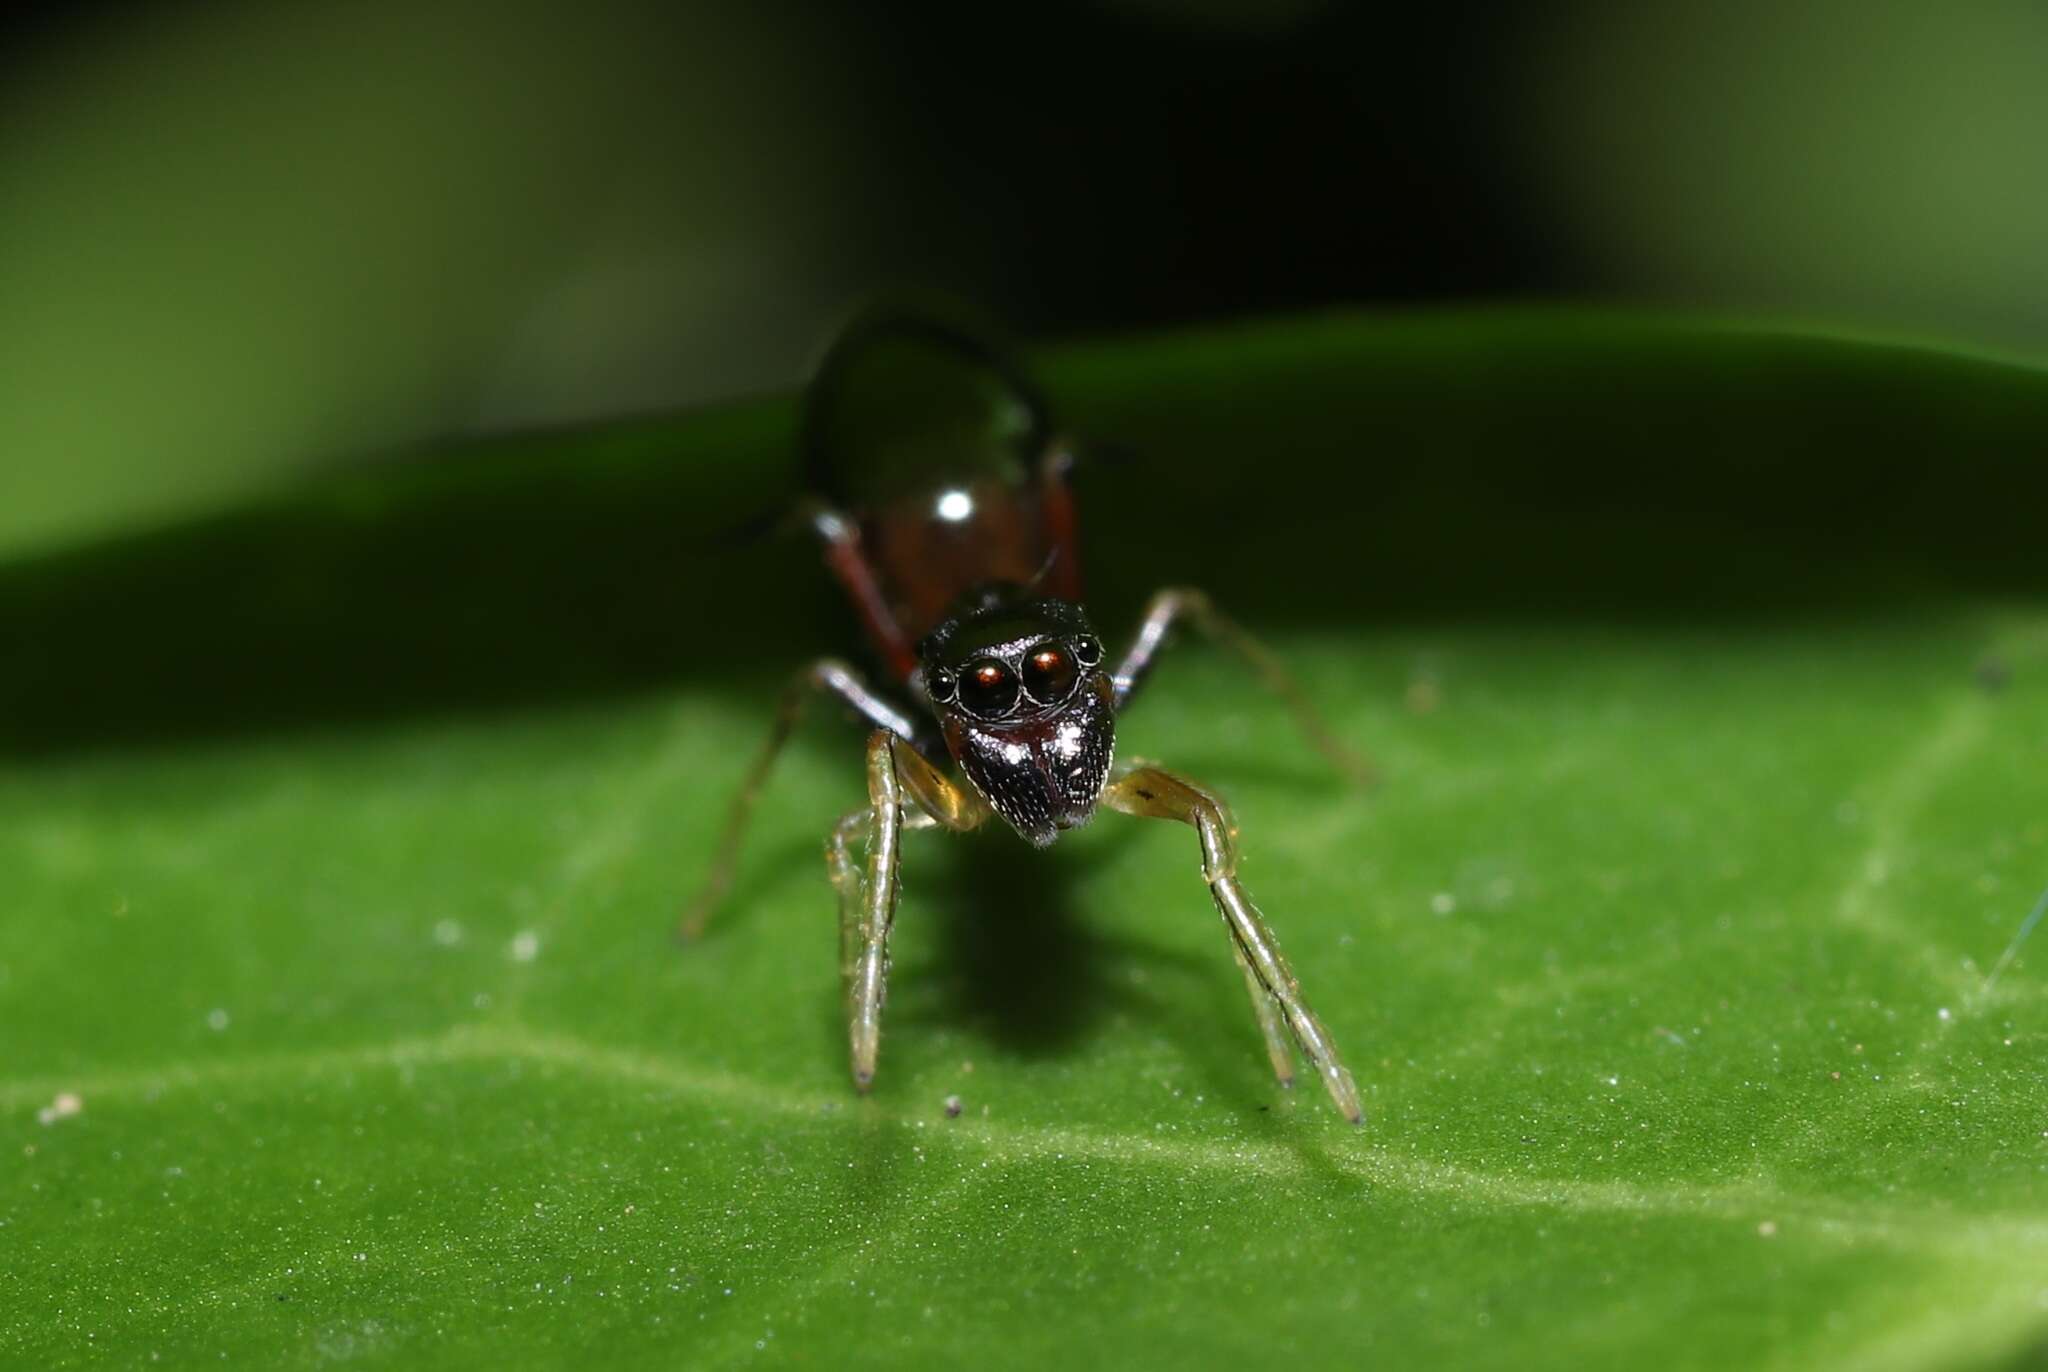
xmin=957 ymin=659 xmax=1019 ymax=719
xmin=1071 ymin=635 xmax=1103 ymax=668
xmin=1021 ymin=642 xmax=1078 ymax=705
xmin=924 ymin=665 xmax=957 ymax=704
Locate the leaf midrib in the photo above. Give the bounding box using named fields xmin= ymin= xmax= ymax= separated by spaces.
xmin=8 ymin=1020 xmax=2040 ymax=1260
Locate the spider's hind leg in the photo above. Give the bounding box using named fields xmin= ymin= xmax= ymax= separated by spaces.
xmin=1114 ymin=587 xmax=1373 ymax=786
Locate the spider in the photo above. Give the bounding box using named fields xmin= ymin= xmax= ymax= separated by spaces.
xmin=682 ymin=313 xmax=1369 ymax=1123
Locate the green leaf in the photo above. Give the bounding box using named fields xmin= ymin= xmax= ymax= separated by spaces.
xmin=4 ymin=311 xmax=2046 ymax=1370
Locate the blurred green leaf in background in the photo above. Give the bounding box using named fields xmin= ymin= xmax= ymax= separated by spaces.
xmin=0 ymin=0 xmax=896 ymax=559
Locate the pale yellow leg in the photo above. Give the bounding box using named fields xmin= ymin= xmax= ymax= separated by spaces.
xmin=824 ymin=731 xmax=988 ymax=1092
xmin=1102 ymin=762 xmax=1364 ymax=1124
xmin=1235 ymin=949 xmax=1297 ymax=1089
xmin=679 ymin=659 xmax=922 ymax=941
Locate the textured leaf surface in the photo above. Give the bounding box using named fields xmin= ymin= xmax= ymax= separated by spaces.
xmin=3 ymin=313 xmax=2046 ymax=1369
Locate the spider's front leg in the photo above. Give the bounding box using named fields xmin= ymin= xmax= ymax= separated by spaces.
xmin=1102 ymin=762 xmax=1364 ymax=1124
xmin=825 ymin=731 xmax=988 ymax=1091
xmin=680 ymin=658 xmax=935 ymax=942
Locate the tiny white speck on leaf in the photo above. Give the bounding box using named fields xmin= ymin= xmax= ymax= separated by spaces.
xmin=1430 ymin=892 xmax=1457 ymax=915
xmin=510 ymin=932 xmax=540 ymax=963
xmin=205 ymin=1008 xmax=230 ymax=1032
xmin=433 ymin=920 xmax=463 ymax=946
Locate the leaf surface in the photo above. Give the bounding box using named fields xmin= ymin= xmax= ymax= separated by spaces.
xmin=3 ymin=312 xmax=2046 ymax=1370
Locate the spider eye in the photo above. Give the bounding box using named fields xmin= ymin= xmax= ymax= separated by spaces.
xmin=1021 ymin=641 xmax=1078 ymax=705
xmin=957 ymin=659 xmax=1019 ymax=719
xmin=1071 ymin=635 xmax=1103 ymax=668
xmin=924 ymin=665 xmax=957 ymax=704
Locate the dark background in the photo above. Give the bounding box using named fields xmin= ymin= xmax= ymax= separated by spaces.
xmin=8 ymin=0 xmax=2039 ymax=563
xmin=0 ymin=1 xmax=1566 ymax=336
xmin=5 ymin=0 xmax=2046 ymax=753
xmin=791 ymin=2 xmax=1559 ymax=332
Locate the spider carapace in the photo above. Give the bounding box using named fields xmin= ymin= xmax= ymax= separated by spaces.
xmin=683 ymin=314 xmax=1369 ymax=1123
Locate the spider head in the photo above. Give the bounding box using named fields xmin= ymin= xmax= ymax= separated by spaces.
xmin=917 ymin=595 xmax=1114 ymax=845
